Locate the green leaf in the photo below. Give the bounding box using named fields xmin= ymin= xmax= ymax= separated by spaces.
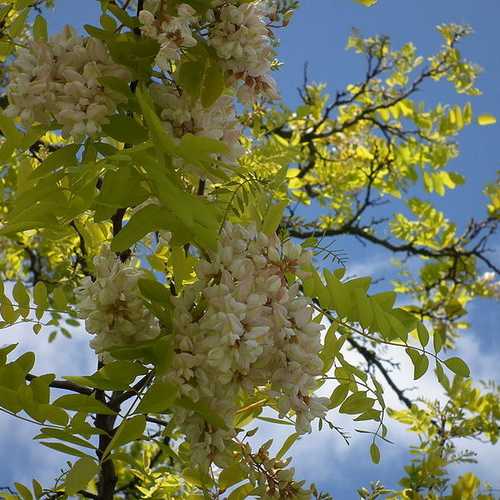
xmin=110 ymin=204 xmax=168 ymax=252
xmin=0 ymin=386 xmax=22 ymax=413
xmin=136 ymin=85 xmax=176 ymax=155
xmin=329 ymin=384 xmax=350 ymax=409
xmin=256 ymin=416 xmax=293 ymax=426
xmin=16 ymin=351 xmax=35 ymax=374
xmin=371 ymin=291 xmax=396 ymax=310
xmin=219 ymin=463 xmax=246 ymax=490
xmin=416 ymin=322 xmax=430 ymax=347
xmin=53 ymin=394 xmax=116 ymax=415
xmin=178 ymin=45 xmax=225 ymax=108
xmin=370 ymin=442 xmax=380 ymax=464
xmin=0 ymin=343 xmax=17 ymax=364
xmin=477 ymin=113 xmax=496 ymax=126
xmin=101 ymin=114 xmax=148 ymax=144
xmin=135 ymin=380 xmax=178 ymax=414
xmin=103 ymin=415 xmax=146 ymax=458
xmin=138 ymin=279 xmax=171 ymax=304
xmin=108 ymin=336 xmax=173 ymax=375
xmin=33 ymin=282 xmax=48 ymax=309
xmin=13 ymin=281 xmax=30 ymax=309
xmin=443 ymin=357 xmax=470 ymax=377
xmin=276 ymin=432 xmax=299 ymax=460
xmin=405 ymin=348 xmax=429 ymax=380
xmin=435 ymin=362 xmax=450 ymax=391
xmin=354 ymin=288 xmax=374 ymax=330
xmin=32 ymin=479 xmax=43 ymax=499
xmin=100 ymin=13 xmax=117 ymax=31
xmin=64 ymin=457 xmax=99 ymax=496
xmin=261 ymin=199 xmax=288 ymax=236
xmin=107 ymin=3 xmax=140 ymax=28
xmin=201 ymin=62 xmax=225 ymax=108
xmin=169 ymin=246 xmax=196 ymax=288
xmin=433 ymin=327 xmax=445 ymax=354
xmin=52 ymin=287 xmax=68 ymax=311
xmin=227 ymin=482 xmax=254 ymax=500
xmin=29 ymin=144 xmax=80 ymax=181
xmin=15 ymin=482 xmax=33 ymax=500
xmin=93 ymin=165 xmax=149 ymax=222
xmin=107 ymin=34 xmax=159 ymax=79
xmin=176 ymin=133 xmax=229 ymax=166
xmin=178 ymin=60 xmax=204 ymax=99
xmin=35 ymin=428 xmax=96 ymax=449
xmin=339 ymin=392 xmax=375 ymax=415
xmin=0 ymin=298 xmax=17 ymax=323
xmin=40 ymin=441 xmax=92 ymax=459
xmin=29 ymin=374 xmax=55 ymax=404
xmin=33 ymin=15 xmax=48 ymax=41
xmin=65 ymin=362 xmax=147 ymax=391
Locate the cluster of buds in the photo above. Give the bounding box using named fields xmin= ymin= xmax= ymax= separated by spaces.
xmin=166 ymin=223 xmax=329 ymax=466
xmin=237 ymin=439 xmax=314 ymax=499
xmin=5 ymin=26 xmax=130 ymax=138
xmin=75 ymin=247 xmax=160 ymax=358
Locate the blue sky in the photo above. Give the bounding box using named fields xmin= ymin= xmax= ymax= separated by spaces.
xmin=1 ymin=1 xmax=499 ymax=498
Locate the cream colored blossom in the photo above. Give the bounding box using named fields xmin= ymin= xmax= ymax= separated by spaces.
xmin=150 ymin=83 xmax=243 ymax=172
xmin=139 ymin=0 xmax=198 ymax=70
xmin=5 ymin=26 xmax=130 ymax=138
xmin=208 ymin=2 xmax=279 ymax=103
xmin=167 ymin=223 xmax=327 ymax=465
xmin=75 ymin=247 xmax=160 ymax=358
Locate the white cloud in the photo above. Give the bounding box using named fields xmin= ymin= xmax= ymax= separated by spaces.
xmin=1 ymin=288 xmax=498 ymax=497
xmin=250 ymin=330 xmax=500 ymax=497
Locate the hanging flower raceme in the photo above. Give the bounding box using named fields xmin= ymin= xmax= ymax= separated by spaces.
xmin=75 ymin=247 xmax=160 ymax=358
xmin=208 ymin=1 xmax=279 ymax=103
xmin=150 ymin=83 xmax=243 ymax=171
xmin=5 ymin=25 xmax=130 ymax=138
xmin=166 ymin=223 xmax=329 ymax=467
xmin=139 ymin=0 xmax=199 ymax=71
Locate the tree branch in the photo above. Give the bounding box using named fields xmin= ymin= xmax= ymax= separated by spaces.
xmin=25 ymin=374 xmax=93 ymax=395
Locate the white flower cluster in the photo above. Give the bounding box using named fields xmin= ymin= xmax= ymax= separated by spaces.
xmin=139 ymin=0 xmax=278 ymax=105
xmin=139 ymin=0 xmax=198 ymax=70
xmin=75 ymin=247 xmax=160 ymax=357
xmin=208 ymin=1 xmax=278 ymax=104
xmin=167 ymin=223 xmax=329 ymax=466
xmin=5 ymin=26 xmax=130 ymax=138
xmin=150 ymin=83 xmax=243 ymax=169
xmin=5 ymin=26 xmax=130 ymax=137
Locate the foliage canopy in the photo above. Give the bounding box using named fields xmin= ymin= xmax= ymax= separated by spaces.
xmin=0 ymin=0 xmax=498 ymax=499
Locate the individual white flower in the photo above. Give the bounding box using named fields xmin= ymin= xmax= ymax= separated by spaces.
xmin=5 ymin=25 xmax=130 ymax=138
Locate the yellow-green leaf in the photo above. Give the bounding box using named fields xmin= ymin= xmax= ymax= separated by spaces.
xmin=64 ymin=457 xmax=99 ymax=496
xmin=477 ymin=113 xmax=496 ymax=126
xmin=15 ymin=482 xmax=33 ymax=500
xmin=103 ymin=415 xmax=146 ymax=458
xmin=53 ymin=394 xmax=116 ymax=415
xmin=443 ymin=357 xmax=470 ymax=377
xmin=370 ymin=442 xmax=380 ymax=464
